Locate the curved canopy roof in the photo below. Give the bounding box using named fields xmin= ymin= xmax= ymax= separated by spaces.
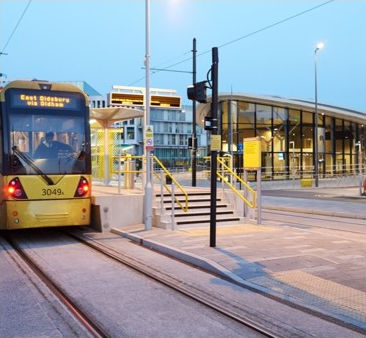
xmin=90 ymin=107 xmax=143 ymax=127
xmin=197 ymin=93 xmax=366 ymax=127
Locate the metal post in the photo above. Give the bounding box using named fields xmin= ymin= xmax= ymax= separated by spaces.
xmin=290 ymin=141 xmax=295 ymax=180
xmin=356 ymin=142 xmax=362 ymax=195
xmin=221 ymin=159 xmax=225 ymax=195
xmin=104 ymin=125 xmax=110 ymax=186
xmin=144 ymin=0 xmax=153 ymax=230
xmin=118 ymin=153 xmax=122 ymax=194
xmin=171 ymin=182 xmax=175 ymax=230
xmin=243 ymin=170 xmax=248 ymax=218
xmin=257 ymin=169 xmax=262 ymax=224
xmin=210 ymin=47 xmax=219 ymax=248
xmin=314 ymin=47 xmax=320 ymax=188
xmin=192 ymin=38 xmax=197 ymax=187
xmin=160 ymin=171 xmax=164 ymax=216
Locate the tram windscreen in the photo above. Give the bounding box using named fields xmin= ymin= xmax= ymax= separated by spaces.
xmin=8 ymin=111 xmax=89 ymax=175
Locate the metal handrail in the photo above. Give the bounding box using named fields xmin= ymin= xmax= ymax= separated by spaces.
xmin=217 ymin=157 xmax=256 ymax=208
xmin=153 ymin=156 xmax=188 ymax=213
xmin=111 ymin=154 xmax=188 ymax=212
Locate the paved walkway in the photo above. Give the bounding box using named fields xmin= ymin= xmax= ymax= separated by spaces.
xmin=108 ymin=187 xmax=366 ymax=332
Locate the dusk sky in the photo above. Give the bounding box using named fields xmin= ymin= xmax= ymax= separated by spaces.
xmin=1 ymin=0 xmax=365 ymax=112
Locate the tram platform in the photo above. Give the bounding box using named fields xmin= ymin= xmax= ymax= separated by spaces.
xmin=93 ymin=184 xmax=366 ymax=332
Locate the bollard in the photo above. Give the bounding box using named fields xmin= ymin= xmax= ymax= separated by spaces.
xmin=124 ymin=159 xmax=135 ymax=189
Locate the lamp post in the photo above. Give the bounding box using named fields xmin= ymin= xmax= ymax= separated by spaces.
xmin=314 ymin=42 xmax=324 ymax=188
xmin=144 ymin=0 xmax=152 ymax=230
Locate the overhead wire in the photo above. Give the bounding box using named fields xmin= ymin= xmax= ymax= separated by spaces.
xmin=128 ymin=0 xmax=335 ymax=86
xmin=0 ymin=0 xmax=33 ymax=54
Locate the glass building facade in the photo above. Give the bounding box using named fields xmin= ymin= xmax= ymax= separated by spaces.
xmin=198 ymin=95 xmax=366 ymax=180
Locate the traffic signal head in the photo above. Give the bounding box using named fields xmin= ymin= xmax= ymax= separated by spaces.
xmin=204 ymin=116 xmax=218 ymax=131
xmin=187 ymin=81 xmax=207 ymax=103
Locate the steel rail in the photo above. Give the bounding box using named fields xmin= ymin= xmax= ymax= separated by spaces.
xmin=68 ymin=230 xmax=366 ymax=336
xmin=66 ymin=229 xmax=291 ymax=338
xmin=3 ymin=235 xmax=108 ymax=338
xmin=261 ymin=209 xmax=366 ymax=234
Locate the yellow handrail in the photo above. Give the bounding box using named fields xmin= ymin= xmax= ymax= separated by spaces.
xmin=112 ymin=154 xmax=188 ymax=212
xmin=217 ymin=157 xmax=257 ymax=208
xmin=153 ymin=156 xmax=188 ymax=213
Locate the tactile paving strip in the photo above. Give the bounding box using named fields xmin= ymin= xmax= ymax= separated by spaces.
xmin=250 ymin=270 xmax=366 ymax=324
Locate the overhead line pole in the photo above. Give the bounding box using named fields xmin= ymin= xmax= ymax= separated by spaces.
xmin=144 ymin=0 xmax=152 ymax=230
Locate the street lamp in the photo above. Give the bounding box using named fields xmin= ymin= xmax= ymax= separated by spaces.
xmin=314 ymin=42 xmax=324 ymax=187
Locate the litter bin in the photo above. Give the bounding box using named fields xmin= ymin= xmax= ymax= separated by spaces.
xmin=166 ymin=175 xmax=172 ymax=185
xmin=124 ymin=159 xmax=135 ymax=189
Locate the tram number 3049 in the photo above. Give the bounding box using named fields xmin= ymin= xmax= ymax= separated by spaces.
xmin=41 ymin=188 xmax=64 ymax=196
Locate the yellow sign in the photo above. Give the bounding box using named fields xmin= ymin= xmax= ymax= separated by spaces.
xmin=210 ymin=135 xmax=221 ymax=151
xmin=145 ymin=125 xmax=153 ymax=138
xmin=243 ymin=137 xmax=261 ymax=169
xmin=145 ymin=125 xmax=154 ymax=151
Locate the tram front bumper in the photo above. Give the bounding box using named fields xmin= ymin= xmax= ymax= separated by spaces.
xmin=3 ymin=198 xmax=90 ymax=229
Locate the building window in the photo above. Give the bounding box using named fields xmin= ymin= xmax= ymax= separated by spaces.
xmin=256 ymin=104 xmax=272 ymax=152
xmin=273 ymin=107 xmax=287 ymax=152
xmin=127 ymin=127 xmax=135 ymax=140
xmin=237 ymin=102 xmax=255 ymax=142
xmin=302 ymin=112 xmax=313 ymax=152
xmin=335 ymin=119 xmax=343 ymax=172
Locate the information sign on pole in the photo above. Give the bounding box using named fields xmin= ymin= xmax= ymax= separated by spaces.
xmin=243 ymin=137 xmax=261 ymax=170
xmin=145 ymin=125 xmax=154 ymax=151
xmin=237 ymin=142 xmax=243 ymax=154
xmin=210 ymin=135 xmax=221 ymax=151
xmin=243 ymin=137 xmax=262 ymax=225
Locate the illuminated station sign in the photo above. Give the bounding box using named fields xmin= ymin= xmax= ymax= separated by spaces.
xmin=109 ymin=92 xmax=181 ymax=108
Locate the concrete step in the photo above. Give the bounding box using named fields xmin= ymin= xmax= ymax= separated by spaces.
xmin=174 ymin=210 xmax=235 ymax=218
xmin=165 ymin=204 xmax=228 ymax=210
xmin=177 ymin=216 xmax=241 ymax=225
xmin=163 ymin=198 xmax=221 ymax=204
xmin=156 ymin=192 xmax=211 ymax=198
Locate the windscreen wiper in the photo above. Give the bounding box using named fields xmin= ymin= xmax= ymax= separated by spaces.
xmin=12 ymin=146 xmax=54 ymax=186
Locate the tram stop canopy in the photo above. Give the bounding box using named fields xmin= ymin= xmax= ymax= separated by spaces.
xmin=90 ymin=106 xmax=144 ymax=127
xmin=89 ymin=106 xmax=144 ymax=185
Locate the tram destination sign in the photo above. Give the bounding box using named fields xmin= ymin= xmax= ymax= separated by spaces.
xmin=9 ymin=90 xmax=81 ymax=110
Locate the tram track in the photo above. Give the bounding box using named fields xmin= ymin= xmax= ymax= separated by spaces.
xmin=66 ymin=229 xmax=280 ymax=338
xmin=3 ymin=229 xmax=280 ymax=338
xmin=3 ymin=228 xmax=358 ymax=337
xmin=3 ymin=233 xmax=108 ymax=338
xmin=262 ymin=209 xmax=366 ymax=234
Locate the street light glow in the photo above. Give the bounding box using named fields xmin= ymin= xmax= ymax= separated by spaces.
xmin=316 ymin=42 xmax=325 ymax=51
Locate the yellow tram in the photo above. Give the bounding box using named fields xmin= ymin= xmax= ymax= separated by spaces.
xmin=0 ymin=80 xmax=91 ymax=229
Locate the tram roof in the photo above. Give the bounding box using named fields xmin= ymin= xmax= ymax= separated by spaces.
xmin=197 ymin=93 xmax=366 ymax=126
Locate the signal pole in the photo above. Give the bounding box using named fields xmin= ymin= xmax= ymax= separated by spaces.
xmin=210 ymin=47 xmax=219 ymax=248
xmin=192 ymin=38 xmax=197 ymax=187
